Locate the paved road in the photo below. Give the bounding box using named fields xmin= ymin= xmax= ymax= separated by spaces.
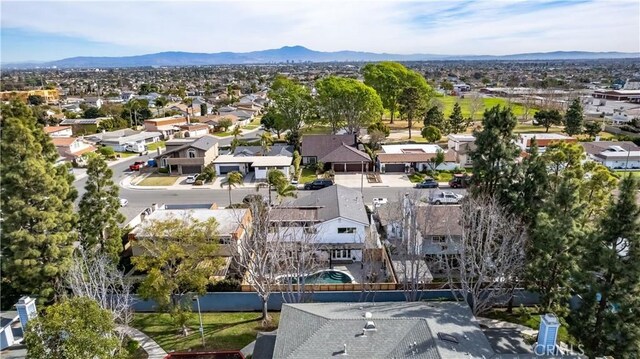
xmin=74 ymin=155 xmax=466 ymax=224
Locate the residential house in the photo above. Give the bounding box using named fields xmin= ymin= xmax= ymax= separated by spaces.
xmin=83 ymin=97 xmax=103 ymax=109
xmin=301 ymin=134 xmax=372 ymax=172
xmin=51 ymin=137 xmax=96 ymax=165
xmin=61 ymin=103 xmax=83 ymax=113
xmin=581 ymin=141 xmax=640 ymax=169
xmin=128 ymin=203 xmax=251 ymax=279
xmin=272 ymin=185 xmax=375 ymax=263
xmin=121 ymin=92 xmax=135 ymax=102
xmin=168 ymin=103 xmax=201 ymax=117
xmin=0 ymin=296 xmax=37 ymax=357
xmin=257 ymin=302 xmax=496 ymax=359
xmin=43 ymin=125 xmax=73 ymax=138
xmin=376 ymin=144 xmax=458 ymax=173
xmin=515 ymin=133 xmax=577 ymax=152
xmin=216 ymin=106 xmax=253 ymax=125
xmin=212 ymin=145 xmax=293 ymax=180
xmin=179 ymin=123 xmax=210 ymax=138
xmin=60 ymin=117 xmax=107 ymax=135
xmin=88 ymin=129 xmax=161 ymax=152
xmin=156 ymin=134 xmax=219 ymax=174
xmin=447 ymin=134 xmax=476 ymax=167
xmin=194 ymin=114 xmax=242 ymax=131
xmin=143 ymin=116 xmax=189 ymax=139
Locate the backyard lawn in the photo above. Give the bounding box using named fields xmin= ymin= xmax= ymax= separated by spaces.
xmin=299 ymin=168 xmax=317 ymax=183
xmin=147 ymin=141 xmax=166 ymax=151
xmin=137 ymin=174 xmax=179 ymax=186
xmin=131 ymin=312 xmax=279 ymax=352
xmin=484 ymin=307 xmax=577 ymax=346
xmin=302 ymin=125 xmax=332 ymax=134
xmin=614 ymin=170 xmax=640 ymax=178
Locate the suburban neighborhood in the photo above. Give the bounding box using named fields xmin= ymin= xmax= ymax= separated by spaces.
xmin=1 ymin=1 xmax=640 ymax=358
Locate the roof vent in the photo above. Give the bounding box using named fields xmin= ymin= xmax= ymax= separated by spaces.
xmin=364 ymin=312 xmax=372 ymax=319
xmin=364 ymin=320 xmax=376 ymax=331
xmin=437 ymin=332 xmax=459 ymax=344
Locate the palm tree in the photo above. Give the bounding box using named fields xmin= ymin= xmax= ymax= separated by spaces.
xmin=220 ymin=171 xmax=244 ymax=206
xmin=182 ymin=97 xmax=194 ymax=116
xmin=275 ymin=181 xmax=297 ymax=203
xmin=260 ymin=132 xmax=273 ymax=155
xmin=154 ymin=96 xmax=168 ymax=116
xmin=256 ymin=169 xmax=285 ymax=205
xmin=231 ymin=125 xmax=242 ymax=139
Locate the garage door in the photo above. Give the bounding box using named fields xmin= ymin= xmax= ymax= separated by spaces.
xmin=384 ymin=163 xmax=406 ymax=173
xmin=218 ymin=165 xmax=241 ymax=175
xmin=181 ymin=165 xmax=202 ymax=174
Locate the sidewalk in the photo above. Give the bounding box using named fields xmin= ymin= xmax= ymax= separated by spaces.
xmin=73 ymin=155 xmax=140 ymax=182
xmin=121 ymin=172 xmax=260 ymax=191
xmin=117 ymin=325 xmax=167 ymax=359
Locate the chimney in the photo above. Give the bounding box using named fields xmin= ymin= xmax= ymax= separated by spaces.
xmin=536 ymin=314 xmax=560 ymax=356
xmin=15 ymin=296 xmax=37 ymax=331
xmin=595 ymin=135 xmax=600 ymax=142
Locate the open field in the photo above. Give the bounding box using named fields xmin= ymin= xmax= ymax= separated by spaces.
xmin=132 ymin=312 xmax=279 ymax=352
xmin=137 ymin=174 xmax=179 ymax=186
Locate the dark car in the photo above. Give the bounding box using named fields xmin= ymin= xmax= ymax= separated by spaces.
xmin=448 ymin=174 xmax=472 ymax=189
xmin=303 ymin=179 xmax=334 ymax=190
xmin=415 ymin=177 xmax=439 ymax=189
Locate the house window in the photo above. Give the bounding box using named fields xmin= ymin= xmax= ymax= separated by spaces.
xmin=187 ymin=149 xmax=197 ymax=158
xmin=432 ymin=236 xmax=447 ymax=243
xmin=331 ymin=249 xmax=352 ymax=259
xmin=337 ymin=227 xmax=356 ymax=234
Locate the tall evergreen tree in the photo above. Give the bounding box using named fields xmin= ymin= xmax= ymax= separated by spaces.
xmin=469 ymin=105 xmax=520 ymax=198
xmin=1 ymin=106 xmax=77 ymax=304
xmin=423 ymin=105 xmax=447 ymax=134
xmin=564 ymin=98 xmax=584 ymax=136
xmin=78 ymin=154 xmax=125 ymax=262
xmin=449 ymin=102 xmax=466 ymax=133
xmin=570 ymin=175 xmax=640 ymax=358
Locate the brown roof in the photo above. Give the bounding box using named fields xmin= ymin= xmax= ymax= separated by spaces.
xmin=378 ymin=204 xmax=462 ymax=237
xmin=43 ymin=126 xmax=70 ymax=134
xmin=144 ymin=117 xmax=187 ymax=125
xmin=180 ymin=124 xmax=209 ymax=130
xmin=377 ymin=149 xmax=456 ymax=163
xmin=319 ymin=143 xmax=371 ymax=163
xmin=301 ymin=134 xmax=356 ymax=159
xmin=51 ymin=137 xmax=78 ymax=147
xmin=194 ymin=114 xmax=241 ymax=125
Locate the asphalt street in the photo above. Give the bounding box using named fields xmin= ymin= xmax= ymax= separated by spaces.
xmin=74 ymin=150 xmax=466 ymax=224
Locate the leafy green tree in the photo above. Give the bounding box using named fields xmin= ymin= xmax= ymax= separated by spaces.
xmin=316 ymin=76 xmax=383 ymax=134
xmin=121 ymin=99 xmax=152 ymax=126
xmin=469 ymin=105 xmax=520 ymax=197
xmin=367 ymin=121 xmax=390 ymax=137
xmin=132 ymin=215 xmax=222 ymax=311
xmin=564 ymin=98 xmax=584 ymax=136
xmin=584 ymin=121 xmax=603 ymax=139
xmin=260 ymin=111 xmax=287 ymax=138
xmin=533 ymin=109 xmax=563 ymax=133
xmin=423 ymin=105 xmax=448 ymax=134
xmin=197 ymin=165 xmax=216 ymax=183
xmin=138 ymin=83 xmax=159 ymax=95
xmin=398 ymin=86 xmax=425 ymax=139
xmin=292 ymin=150 xmax=301 ymax=177
xmin=570 ymin=175 xmax=640 ymax=358
xmin=440 ymin=80 xmax=454 ymax=92
xmin=200 ymin=103 xmax=208 ymax=116
xmin=268 ymin=76 xmax=316 ymax=146
xmin=24 ymin=297 xmax=120 ymax=359
xmin=154 ymin=96 xmax=169 ymax=116
xmin=448 ymin=102 xmax=466 ymax=133
xmin=362 ymin=62 xmax=432 ymax=125
xmin=426 ymin=149 xmax=445 ymax=172
xmin=83 ymin=106 xmax=104 ymax=119
xmin=98 ymin=146 xmax=116 ymax=159
xmin=508 ymin=139 xmax=549 ymax=224
xmin=421 ymin=125 xmax=442 ymax=143
xmin=260 ymin=131 xmax=273 ymax=155
xmin=218 ymin=117 xmax=233 ymax=132
xmin=27 ymin=95 xmax=45 ymax=106
xmin=220 ymin=171 xmax=244 ymax=206
xmin=78 ymin=154 xmax=125 ymax=262
xmin=1 ymin=106 xmax=77 ymax=304
xmin=275 ymin=181 xmax=297 ymax=203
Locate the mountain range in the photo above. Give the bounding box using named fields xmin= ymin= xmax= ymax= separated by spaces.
xmin=4 ymin=46 xmax=639 ymax=68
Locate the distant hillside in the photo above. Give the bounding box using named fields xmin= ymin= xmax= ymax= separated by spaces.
xmin=4 ymin=46 xmax=639 ymax=68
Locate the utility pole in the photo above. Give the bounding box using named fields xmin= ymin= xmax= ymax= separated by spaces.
xmin=193 ymin=295 xmax=205 ymax=347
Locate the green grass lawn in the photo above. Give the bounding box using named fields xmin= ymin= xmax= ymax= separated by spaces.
xmin=513 ymin=124 xmax=563 ymax=134
xmin=302 ymin=125 xmax=332 ymax=135
xmin=115 ymin=152 xmax=137 ymax=158
xmin=485 ymin=308 xmax=577 ymax=345
xmin=408 ymin=172 xmax=425 ymax=183
xmin=131 ymin=312 xmax=279 ymax=352
xmin=436 ymin=95 xmax=537 ymax=120
xmin=299 ymin=168 xmax=317 ymax=183
xmin=137 ymin=174 xmax=179 ymax=186
xmin=213 ymin=131 xmax=233 ymax=137
xmin=614 ymin=170 xmax=640 ymax=178
xmin=243 ymin=125 xmax=260 ymax=130
xmin=147 ymin=141 xmax=166 ymax=151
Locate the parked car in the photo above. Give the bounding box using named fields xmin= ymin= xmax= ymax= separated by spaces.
xmin=185 ymin=174 xmax=200 ymax=184
xmin=429 ymin=191 xmax=464 ymax=205
xmin=129 ymin=161 xmax=146 ymax=171
xmin=303 ymin=179 xmax=334 ymax=190
xmin=372 ymin=198 xmax=388 ymax=207
xmin=119 ymin=198 xmax=129 ymax=207
xmin=415 ymin=177 xmax=439 ymax=189
xmin=448 ymin=174 xmax=472 ymax=189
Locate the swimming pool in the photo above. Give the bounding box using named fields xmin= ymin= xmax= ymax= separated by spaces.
xmin=278 ymin=270 xmax=355 ymax=284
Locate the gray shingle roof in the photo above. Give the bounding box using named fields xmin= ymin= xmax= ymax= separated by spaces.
xmin=301 ymin=134 xmax=356 ymax=160
xmin=271 ymin=302 xmax=496 ymax=359
xmin=319 ymin=143 xmax=371 ymax=163
xmin=291 ymin=185 xmax=368 ymax=225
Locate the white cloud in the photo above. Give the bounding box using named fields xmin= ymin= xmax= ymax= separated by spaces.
xmin=2 ymin=0 xmax=639 ymax=55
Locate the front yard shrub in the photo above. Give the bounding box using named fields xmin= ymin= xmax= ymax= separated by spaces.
xmin=206 ymin=278 xmax=241 ymax=292
xmin=158 ymin=167 xmax=169 ymax=174
xmin=98 ymin=146 xmax=116 ymax=159
xmin=194 ymin=179 xmax=204 ymax=186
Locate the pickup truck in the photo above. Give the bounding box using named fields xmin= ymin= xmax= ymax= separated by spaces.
xmin=129 ymin=161 xmax=146 ymax=171
xmin=449 ymin=174 xmax=472 ymax=189
xmin=429 ymin=191 xmax=464 ymax=205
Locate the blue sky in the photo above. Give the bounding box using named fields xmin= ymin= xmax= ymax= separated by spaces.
xmin=2 ymin=0 xmax=639 ymax=63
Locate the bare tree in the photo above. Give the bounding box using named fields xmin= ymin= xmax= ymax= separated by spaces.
xmin=441 ymin=195 xmax=527 ymax=315
xmin=467 ymin=92 xmax=484 ymax=124
xmin=278 ymin=226 xmax=324 ymax=304
xmin=65 ymin=247 xmax=135 ymax=343
xmin=520 ymin=88 xmax=535 ymax=123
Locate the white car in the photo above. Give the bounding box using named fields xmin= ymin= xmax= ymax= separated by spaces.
xmin=429 ymin=192 xmax=463 ymax=205
xmin=372 ymin=197 xmax=388 ymax=207
xmin=119 ymin=198 xmax=129 ymax=207
xmin=185 ymin=174 xmax=199 ymax=184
